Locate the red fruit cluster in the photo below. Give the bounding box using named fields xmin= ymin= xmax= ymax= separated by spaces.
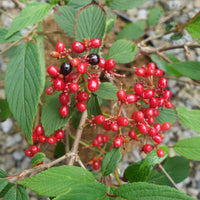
xmin=92 ymin=133 xmax=109 ymax=148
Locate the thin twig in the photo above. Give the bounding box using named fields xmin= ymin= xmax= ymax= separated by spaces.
xmin=12 ymin=0 xmax=24 ymax=9
xmin=114 ymin=169 xmax=122 ymax=186
xmin=0 ymin=9 xmax=14 ymax=19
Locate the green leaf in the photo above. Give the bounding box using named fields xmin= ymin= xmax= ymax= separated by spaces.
xmin=166 ymin=21 xmax=177 ymax=32
xmin=186 ymin=16 xmax=200 ymax=42
xmin=176 ymin=106 xmax=200 ymax=132
xmin=5 ymin=42 xmax=42 ymax=144
xmin=168 ymin=61 xmax=200 ymax=80
xmin=170 ymin=33 xmax=183 ymax=40
xmin=31 ymin=152 xmax=46 ymax=166
xmin=0 ymin=169 xmax=7 ymax=178
xmin=101 ymin=147 xmax=122 ymax=176
xmin=0 ymin=99 xmax=12 ymax=122
xmin=41 ymin=94 xmax=74 ymax=136
xmin=67 ymin=0 xmax=92 ymax=10
xmin=75 ymin=3 xmax=106 ymax=54
xmin=174 ymin=137 xmax=200 ymax=161
xmin=0 ymin=28 xmax=22 ymax=44
xmin=150 ymin=54 xmax=181 ymax=77
xmin=106 ymin=0 xmax=149 ymax=11
xmin=148 ymin=7 xmax=164 ymax=26
xmin=54 ymin=6 xmax=76 ymax=36
xmin=114 ymin=182 xmax=194 ymax=200
xmin=154 ymin=107 xmax=177 ymax=125
xmin=107 ymin=39 xmax=138 ymax=63
xmin=54 ymin=141 xmax=66 ymax=158
xmin=18 ymin=166 xmax=95 ymax=197
xmin=148 ymin=156 xmax=190 ymax=185
xmin=54 ymin=182 xmax=107 ymax=200
xmin=116 ymin=21 xmax=145 ymax=40
xmin=87 ymin=94 xmax=102 ymax=119
xmin=105 ymin=9 xmax=116 ymax=33
xmin=94 ymin=82 xmax=118 ymax=100
xmin=72 ymin=109 xmax=82 ymax=129
xmin=0 ymin=179 xmax=9 ymax=193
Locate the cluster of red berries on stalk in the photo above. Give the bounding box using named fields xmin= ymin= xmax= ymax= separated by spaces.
xmin=46 ymin=38 xmax=120 ymax=117
xmin=25 ymin=124 xmax=65 ymax=161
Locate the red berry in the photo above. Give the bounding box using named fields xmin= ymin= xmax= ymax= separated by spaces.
xmin=90 ymin=38 xmax=101 ymax=48
xmin=59 ymin=93 xmax=69 ymax=104
xmin=113 ymin=135 xmax=123 ymax=148
xmin=93 ymin=160 xmax=100 ymax=170
xmin=77 ymin=102 xmax=87 ymax=112
xmin=38 ymin=135 xmax=47 ymax=143
xmin=117 ymin=90 xmax=126 ymax=101
xmin=96 ymin=134 xmax=103 ymax=144
xmin=69 ymin=83 xmax=79 ymax=93
xmin=103 ymin=121 xmax=111 ymax=131
xmin=165 ymin=101 xmax=173 ymax=109
xmin=147 ymin=68 xmax=155 ymax=76
xmin=146 ymin=116 xmax=155 ymax=125
xmin=92 ymin=138 xmax=99 ymax=147
xmin=144 ymin=89 xmax=154 ymax=99
xmin=94 ymin=115 xmax=105 ymax=124
xmin=162 ymin=122 xmax=171 ymax=131
xmin=56 ymin=42 xmax=65 ymax=53
xmin=77 ymin=92 xmax=89 ymax=102
xmin=147 ymin=62 xmax=156 ymax=70
xmin=149 ymin=97 xmax=159 ymax=108
xmin=157 ymin=148 xmax=165 ymax=157
xmin=70 ymin=58 xmax=80 ymax=67
xmin=59 ymin=105 xmax=69 ymax=117
xmin=32 ymin=130 xmax=38 ymax=144
xmin=47 ymin=65 xmax=59 ymax=77
xmin=148 ymin=127 xmax=157 ymax=136
xmin=157 ymin=98 xmax=165 ymax=107
xmin=110 ymin=123 xmax=119 ymax=132
xmin=158 ymin=77 xmax=168 ymax=89
xmin=117 ymin=117 xmax=129 ymax=127
xmin=153 ymin=135 xmax=163 ymax=144
xmin=128 ymin=130 xmax=136 ymax=139
xmin=104 ymin=59 xmax=116 ymax=70
xmin=98 ymin=58 xmax=105 ymax=68
xmin=135 ymin=111 xmax=144 ymax=122
xmin=154 ymin=109 xmax=159 ymax=117
xmin=102 ymin=135 xmax=109 ymax=143
xmin=53 ymin=78 xmax=65 ymax=91
xmin=88 ymin=79 xmax=99 ymax=92
xmin=71 ymin=41 xmax=85 ymax=53
xmin=30 ymin=145 xmax=39 ymax=155
xmin=155 ymin=69 xmax=163 ymax=77
xmin=25 ymin=149 xmax=33 ymax=157
xmin=137 ymin=122 xmax=149 ymax=134
xmin=145 ymin=108 xmax=154 ymax=117
xmin=45 ymin=86 xmax=54 ymax=95
xmin=153 ymin=123 xmax=162 ymax=134
xmin=134 ymin=83 xmax=144 ymax=95
xmin=162 ymin=90 xmax=172 ymax=100
xmin=135 ymin=68 xmax=146 ymax=77
xmin=77 ymin=63 xmax=87 ymax=74
xmin=35 ymin=124 xmax=44 ymax=136
xmin=47 ymin=136 xmax=57 ymax=145
xmin=143 ymin=144 xmax=153 ymax=153
xmin=126 ymin=93 xmax=137 ymax=104
xmin=55 ymin=130 xmax=65 ymax=140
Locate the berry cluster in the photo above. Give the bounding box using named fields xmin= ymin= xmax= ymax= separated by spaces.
xmin=46 ymin=38 xmax=119 ymax=117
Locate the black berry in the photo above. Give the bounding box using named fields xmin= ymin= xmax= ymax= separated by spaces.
xmin=60 ymin=62 xmax=72 ymax=76
xmin=87 ymin=53 xmax=100 ymax=65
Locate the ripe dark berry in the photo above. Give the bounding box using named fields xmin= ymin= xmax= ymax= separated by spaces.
xmin=110 ymin=123 xmax=119 ymax=132
xmin=117 ymin=89 xmax=126 ymax=101
xmin=104 ymin=59 xmax=116 ymax=70
xmin=144 ymin=89 xmax=154 ymax=99
xmin=53 ymin=78 xmax=65 ymax=91
xmin=59 ymin=105 xmax=69 ymax=117
xmin=25 ymin=149 xmax=33 ymax=157
xmin=90 ymin=38 xmax=101 ymax=48
xmin=135 ymin=68 xmax=146 ymax=77
xmin=165 ymin=101 xmax=173 ymax=109
xmin=59 ymin=93 xmax=69 ymax=105
xmin=30 ymin=145 xmax=39 ymax=155
xmin=60 ymin=62 xmax=72 ymax=76
xmin=77 ymin=92 xmax=89 ymax=102
xmin=71 ymin=41 xmax=85 ymax=53
xmin=39 ymin=135 xmax=47 ymax=143
xmin=98 ymin=58 xmax=105 ymax=68
xmin=77 ymin=63 xmax=87 ymax=74
xmin=126 ymin=93 xmax=137 ymax=104
xmin=158 ymin=77 xmax=168 ymax=89
xmin=46 ymin=86 xmax=55 ymax=95
xmin=157 ymin=148 xmax=165 ymax=157
xmin=55 ymin=130 xmax=65 ymax=140
xmin=153 ymin=135 xmax=163 ymax=144
xmin=87 ymin=53 xmax=100 ymax=65
xmin=71 ymin=58 xmax=80 ymax=67
xmin=117 ymin=117 xmax=129 ymax=127
xmin=93 ymin=160 xmax=100 ymax=170
xmin=47 ymin=65 xmax=59 ymax=77
xmin=155 ymin=69 xmax=163 ymax=77
xmin=35 ymin=124 xmax=44 ymax=136
xmin=143 ymin=144 xmax=153 ymax=153
xmin=88 ymin=79 xmax=99 ymax=92
xmin=69 ymin=83 xmax=79 ymax=93
xmin=162 ymin=122 xmax=171 ymax=131
xmin=134 ymin=83 xmax=144 ymax=95
xmin=128 ymin=130 xmax=136 ymax=139
xmin=47 ymin=136 xmax=57 ymax=145
xmin=77 ymin=102 xmax=87 ymax=112
xmin=113 ymin=135 xmax=123 ymax=148
xmin=56 ymin=42 xmax=65 ymax=53
xmin=94 ymin=115 xmax=105 ymax=124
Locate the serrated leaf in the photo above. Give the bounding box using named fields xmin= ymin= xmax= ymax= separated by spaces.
xmin=150 ymin=54 xmax=181 ymax=77
xmin=6 ymin=2 xmax=53 ymax=38
xmin=0 ymin=99 xmax=12 ymax=122
xmin=67 ymin=0 xmax=91 ymax=10
xmin=176 ymin=107 xmax=200 ymax=132
xmin=0 ymin=28 xmax=22 ymax=44
xmin=168 ymin=61 xmax=200 ymax=80
xmin=116 ymin=20 xmax=145 ymax=40
xmin=101 ymin=147 xmax=122 ymax=176
xmin=41 ymin=94 xmax=74 ymax=136
xmin=87 ymin=94 xmax=102 ymax=119
xmin=186 ymin=16 xmax=200 ymax=42
xmin=107 ymin=39 xmax=138 ymax=63
xmin=174 ymin=137 xmax=200 ymax=161
xmin=54 ymin=6 xmax=76 ymax=36
xmin=0 ymin=179 xmax=9 ymax=193
xmin=72 ymin=109 xmax=82 ymax=129
xmin=148 ymin=7 xmax=164 ymax=26
xmin=105 ymin=8 xmax=116 ymax=33
xmin=31 ymin=152 xmax=46 ymax=166
xmin=18 ymin=166 xmax=95 ymax=197
xmin=106 ymin=0 xmax=149 ymax=11
xmin=0 ymin=169 xmax=7 ymax=178
xmin=75 ymin=4 xmax=106 ymax=54
xmin=54 ymin=182 xmax=107 ymax=200
xmin=170 ymin=33 xmax=183 ymax=41
xmin=94 ymin=82 xmax=118 ymax=100
xmin=148 ymin=156 xmax=190 ymax=185
xmin=114 ymin=182 xmax=194 ymax=200
xmin=154 ymin=107 xmax=177 ymax=125
xmin=54 ymin=141 xmax=65 ymax=158
xmin=5 ymin=42 xmax=42 ymax=144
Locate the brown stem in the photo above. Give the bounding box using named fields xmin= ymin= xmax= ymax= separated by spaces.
xmin=159 ymin=44 xmax=200 ymax=52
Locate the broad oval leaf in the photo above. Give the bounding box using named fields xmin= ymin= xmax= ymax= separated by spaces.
xmin=0 ymin=99 xmax=12 ymax=122
xmin=0 ymin=179 xmax=9 ymax=193
xmin=31 ymin=152 xmax=46 ymax=166
xmin=5 ymin=42 xmax=42 ymax=144
xmin=18 ymin=166 xmax=95 ymax=197
xmin=6 ymin=2 xmax=53 ymax=38
xmin=101 ymin=147 xmax=122 ymax=176
xmin=176 ymin=106 xmax=200 ymax=133
xmin=67 ymin=0 xmax=91 ymax=11
xmin=147 ymin=7 xmax=164 ymax=26
xmin=0 ymin=169 xmax=7 ymax=178
xmin=54 ymin=6 xmax=76 ymax=36
xmin=54 ymin=182 xmax=107 ymax=200
xmin=114 ymin=182 xmax=194 ymax=200
xmin=107 ymin=39 xmax=138 ymax=63
xmin=186 ymin=16 xmax=200 ymax=42
xmin=174 ymin=137 xmax=200 ymax=161
xmin=105 ymin=8 xmax=116 ymax=33
xmin=0 ymin=28 xmax=22 ymax=44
